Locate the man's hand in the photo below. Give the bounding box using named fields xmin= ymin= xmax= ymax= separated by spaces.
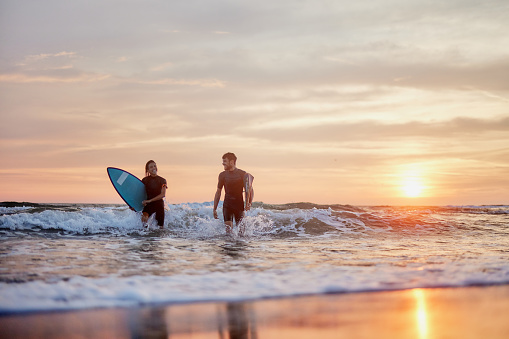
xmin=213 ymin=209 xmax=218 ymax=219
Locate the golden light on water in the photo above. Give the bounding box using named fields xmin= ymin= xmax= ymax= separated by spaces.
xmin=414 ymin=289 xmax=429 ymax=339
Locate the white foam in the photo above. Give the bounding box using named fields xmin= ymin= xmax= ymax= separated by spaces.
xmin=0 ymin=207 xmax=143 ymax=234
xmin=2 ymin=261 xmax=509 ymax=313
xmin=0 ymin=203 xmax=363 ymax=238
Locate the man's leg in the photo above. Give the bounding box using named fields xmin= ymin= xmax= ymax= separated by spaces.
xmin=223 ymin=207 xmax=234 ymax=234
xmin=235 ymin=210 xmax=245 ymax=236
xmin=225 ymin=221 xmax=233 ymax=234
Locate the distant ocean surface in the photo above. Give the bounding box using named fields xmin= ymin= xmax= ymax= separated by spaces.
xmin=1 ymin=201 xmax=508 ymax=314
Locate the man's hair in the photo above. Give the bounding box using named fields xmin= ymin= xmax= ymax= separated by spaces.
xmin=222 ymin=152 xmax=237 ymax=164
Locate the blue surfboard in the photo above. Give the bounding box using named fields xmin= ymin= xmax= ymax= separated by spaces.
xmin=107 ymin=167 xmax=147 ymax=212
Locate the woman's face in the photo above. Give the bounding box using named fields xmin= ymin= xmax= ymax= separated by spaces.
xmin=147 ymin=162 xmax=158 ymax=176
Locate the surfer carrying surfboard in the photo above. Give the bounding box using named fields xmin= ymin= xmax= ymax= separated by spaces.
xmin=141 ymin=160 xmax=167 ymax=229
xmin=213 ymin=152 xmax=254 ymax=235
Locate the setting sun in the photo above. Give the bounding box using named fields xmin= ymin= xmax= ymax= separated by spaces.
xmin=402 ymin=178 xmax=424 ymax=198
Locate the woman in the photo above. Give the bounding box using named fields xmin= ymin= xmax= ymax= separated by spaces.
xmin=141 ymin=160 xmax=167 ymax=229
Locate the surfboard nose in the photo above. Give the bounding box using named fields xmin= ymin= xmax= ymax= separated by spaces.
xmin=107 ymin=167 xmax=147 ymax=212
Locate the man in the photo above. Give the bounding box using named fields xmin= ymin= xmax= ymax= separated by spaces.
xmin=213 ymin=152 xmax=254 ymax=234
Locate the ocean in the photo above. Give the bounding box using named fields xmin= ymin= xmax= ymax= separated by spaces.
xmin=1 ymin=201 xmax=508 ymax=314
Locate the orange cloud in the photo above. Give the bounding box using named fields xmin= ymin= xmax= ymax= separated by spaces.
xmin=134 ymin=78 xmax=226 ymax=88
xmin=0 ymin=73 xmax=110 ymax=83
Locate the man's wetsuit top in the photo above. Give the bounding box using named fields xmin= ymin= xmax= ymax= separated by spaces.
xmin=141 ymin=175 xmax=167 ymax=226
xmin=217 ymin=168 xmax=246 ymax=211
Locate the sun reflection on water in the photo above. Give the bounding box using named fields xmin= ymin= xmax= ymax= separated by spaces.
xmin=414 ymin=289 xmax=429 ymax=339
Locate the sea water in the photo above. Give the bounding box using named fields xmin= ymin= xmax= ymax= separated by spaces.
xmin=1 ymin=202 xmax=508 ymax=314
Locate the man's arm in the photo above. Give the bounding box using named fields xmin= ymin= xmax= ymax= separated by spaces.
xmin=245 ymin=187 xmax=254 ymax=211
xmin=213 ymin=188 xmax=222 ymax=219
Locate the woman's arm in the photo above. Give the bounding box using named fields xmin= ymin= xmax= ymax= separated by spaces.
xmin=143 ymin=185 xmax=167 ymax=206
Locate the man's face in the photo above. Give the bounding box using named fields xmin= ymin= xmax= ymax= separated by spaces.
xmin=222 ymin=158 xmax=234 ymax=171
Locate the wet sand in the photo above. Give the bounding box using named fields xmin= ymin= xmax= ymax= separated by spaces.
xmin=2 ymin=285 xmax=509 ymax=339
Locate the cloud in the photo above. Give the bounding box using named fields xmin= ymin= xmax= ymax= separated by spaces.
xmin=1 ymin=50 xmax=108 ymax=83
xmin=25 ymin=51 xmax=76 ymax=61
xmin=13 ymin=51 xmax=77 ymax=66
xmin=472 ymin=89 xmax=509 ymax=103
xmin=131 ymin=78 xmax=225 ymax=88
xmin=150 ymin=62 xmax=173 ymax=71
xmin=0 ymin=72 xmax=110 ymax=83
xmin=241 ymin=116 xmax=509 ymax=144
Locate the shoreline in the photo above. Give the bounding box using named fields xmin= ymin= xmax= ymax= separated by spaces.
xmin=2 ymin=285 xmax=509 ymax=338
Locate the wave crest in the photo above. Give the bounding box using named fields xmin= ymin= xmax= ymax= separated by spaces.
xmin=1 ymin=202 xmax=507 ymax=238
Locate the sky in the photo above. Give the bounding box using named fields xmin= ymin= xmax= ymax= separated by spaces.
xmin=0 ymin=0 xmax=508 ymax=206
